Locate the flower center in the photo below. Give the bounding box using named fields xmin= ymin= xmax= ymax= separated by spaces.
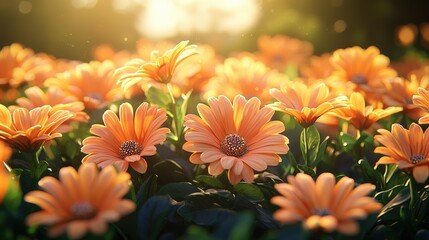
xmin=119 ymin=140 xmax=143 ymax=159
xmin=410 ymin=154 xmax=425 ymax=164
xmin=220 ymin=134 xmax=248 ymax=157
xmin=351 ymin=74 xmax=367 ymax=85
xmin=70 ymin=202 xmax=96 ymax=219
xmin=88 ymin=92 xmax=103 ymax=101
xmin=313 ymin=208 xmax=332 ymax=217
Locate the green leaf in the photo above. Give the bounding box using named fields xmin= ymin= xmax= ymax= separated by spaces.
xmin=137 ymin=174 xmax=158 ymax=207
xmin=196 ymin=175 xmax=224 ymax=188
xmin=145 ymin=86 xmax=172 ymax=110
xmin=300 ymin=125 xmax=320 ymax=167
xmin=157 ymin=182 xmax=201 ymax=201
xmin=338 ymin=131 xmax=356 ymax=152
xmin=228 ymin=212 xmax=254 ymax=240
xmin=312 ymin=136 xmax=329 ymax=168
xmin=2 ymin=180 xmax=22 ymax=211
xmin=357 ymin=159 xmax=384 ymax=190
xmin=172 ymin=90 xmax=192 ymax=143
xmin=377 ymin=187 xmax=410 ymax=222
xmin=184 ymin=225 xmax=213 ymax=240
xmin=233 ymin=182 xmax=264 ymax=202
xmin=35 ymin=160 xmax=50 ymax=180
xmin=138 ymin=196 xmax=173 ymax=240
xmin=297 ymin=164 xmax=315 ymax=177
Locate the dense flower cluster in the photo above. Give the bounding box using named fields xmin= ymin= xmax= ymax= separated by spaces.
xmin=0 ymin=36 xmax=428 ymax=239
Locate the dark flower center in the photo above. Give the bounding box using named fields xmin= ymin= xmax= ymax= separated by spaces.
xmin=410 ymin=154 xmax=425 ymax=164
xmin=220 ymin=134 xmax=248 ymax=157
xmin=313 ymin=208 xmax=332 ymax=217
xmin=70 ymin=202 xmax=96 ymax=219
xmin=351 ymin=74 xmax=367 ymax=85
xmin=119 ymin=140 xmax=143 ymax=159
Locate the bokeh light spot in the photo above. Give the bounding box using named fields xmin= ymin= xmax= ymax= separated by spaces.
xmin=19 ymin=1 xmax=32 ymax=14
xmin=333 ymin=20 xmax=347 ymax=33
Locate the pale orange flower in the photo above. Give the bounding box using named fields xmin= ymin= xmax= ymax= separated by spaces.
xmin=300 ymin=53 xmax=334 ymax=80
xmin=375 ymin=123 xmax=429 ymax=183
xmin=25 ymin=163 xmax=135 ymax=239
xmin=257 ymin=35 xmax=313 ymax=71
xmin=116 ymin=40 xmax=198 ymax=91
xmin=0 ymin=140 xmax=12 ymax=170
xmin=81 ymin=102 xmax=169 ymax=173
xmin=174 ymin=44 xmax=221 ymax=93
xmin=329 ymin=46 xmax=397 ymax=101
xmin=9 ymin=86 xmax=89 ymax=125
xmin=0 ymin=171 xmax=12 ymax=204
xmin=183 ymin=95 xmax=289 ymax=185
xmin=91 ymin=44 xmax=132 ymax=66
xmin=271 ymin=172 xmax=382 ymax=235
xmin=333 ymin=92 xmax=402 ymax=130
xmin=269 ymin=81 xmax=348 ymax=127
xmin=135 ymin=39 xmax=174 ymax=60
xmin=0 ymin=43 xmax=52 ymax=102
xmin=45 ymin=60 xmax=123 ymax=110
xmin=204 ymin=57 xmax=283 ymax=104
xmin=382 ymin=76 xmax=429 ymax=121
xmin=0 ymin=105 xmax=74 ymax=151
xmin=412 ymin=87 xmax=429 ymax=124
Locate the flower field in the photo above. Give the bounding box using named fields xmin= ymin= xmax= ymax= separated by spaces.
xmin=0 ymin=36 xmax=429 ymax=240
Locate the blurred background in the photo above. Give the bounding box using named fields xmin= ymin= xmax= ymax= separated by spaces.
xmin=1 ymin=0 xmax=429 ymax=61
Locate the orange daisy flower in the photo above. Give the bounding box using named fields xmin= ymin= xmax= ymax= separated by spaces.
xmin=81 ymin=102 xmax=169 ymax=173
xmin=329 ymin=46 xmax=397 ymax=101
xmin=333 ymin=92 xmax=402 ymax=130
xmin=25 ymin=163 xmax=135 ymax=239
xmin=271 ymin=172 xmax=382 ymax=235
xmin=0 ymin=105 xmax=74 ymax=151
xmin=257 ymin=35 xmax=313 ymax=71
xmin=375 ymin=123 xmax=429 ymax=183
xmin=116 ymin=40 xmax=198 ymax=91
xmin=174 ymin=44 xmax=221 ymax=94
xmin=412 ymin=87 xmax=429 ymax=124
xmin=382 ymin=76 xmax=429 ymax=121
xmin=203 ymin=57 xmax=283 ymax=104
xmin=300 ymin=53 xmax=334 ymax=80
xmin=91 ymin=44 xmax=133 ymax=66
xmin=45 ymin=60 xmax=123 ymax=110
xmin=0 ymin=43 xmax=52 ymax=102
xmin=0 ymin=171 xmax=12 ymax=204
xmin=269 ymin=81 xmax=348 ymax=128
xmin=183 ymin=95 xmax=289 ymax=185
xmin=9 ymin=86 xmax=89 ymax=124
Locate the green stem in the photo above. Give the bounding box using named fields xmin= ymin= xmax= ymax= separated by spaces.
xmin=166 ymin=83 xmax=179 ymax=140
xmin=408 ymin=176 xmax=416 ymax=211
xmin=302 ymin=127 xmax=309 ymax=166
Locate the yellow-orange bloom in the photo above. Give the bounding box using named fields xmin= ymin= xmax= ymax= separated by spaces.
xmin=0 ymin=171 xmax=12 ymax=204
xmin=45 ymin=60 xmax=123 ymax=110
xmin=116 ymin=40 xmax=197 ymax=90
xmin=329 ymin=46 xmax=397 ymax=101
xmin=183 ymin=95 xmax=289 ymax=185
xmin=271 ymin=173 xmax=382 ymax=235
xmin=81 ymin=102 xmax=169 ymax=173
xmin=25 ymin=163 xmax=135 ymax=239
xmin=269 ymin=81 xmax=348 ymax=127
xmin=413 ymin=87 xmax=429 ymax=124
xmin=382 ymin=76 xmax=429 ymax=121
xmin=300 ymin=53 xmax=334 ymax=80
xmin=9 ymin=86 xmax=89 ymax=124
xmin=257 ymin=35 xmax=313 ymax=71
xmin=333 ymin=92 xmax=402 ymax=130
xmin=375 ymin=123 xmax=429 ymax=183
xmin=204 ymin=57 xmax=283 ymax=104
xmin=0 ymin=105 xmax=74 ymax=151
